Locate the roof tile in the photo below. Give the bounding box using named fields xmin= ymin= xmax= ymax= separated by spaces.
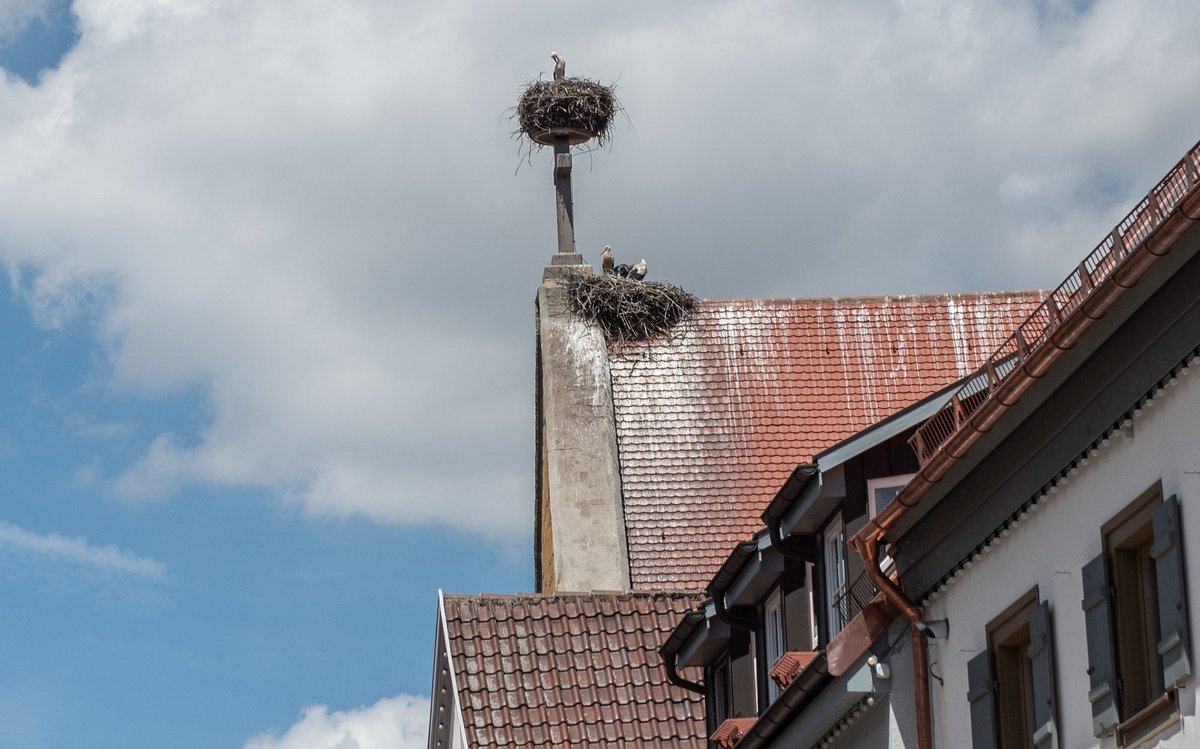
xmin=608 ymin=292 xmax=1045 ymax=589
xmin=443 ymin=592 xmax=706 ymax=748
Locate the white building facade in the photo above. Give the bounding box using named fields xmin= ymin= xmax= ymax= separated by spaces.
xmin=926 ymin=357 xmax=1199 ymax=748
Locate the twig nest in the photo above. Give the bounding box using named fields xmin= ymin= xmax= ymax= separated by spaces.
xmin=517 ymin=77 xmax=618 ymax=146
xmin=567 ymin=274 xmax=699 ymax=342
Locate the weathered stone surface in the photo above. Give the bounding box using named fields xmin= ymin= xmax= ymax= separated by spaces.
xmin=536 ymin=272 xmax=630 ymax=592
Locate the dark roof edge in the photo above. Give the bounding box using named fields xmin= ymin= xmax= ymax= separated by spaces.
xmin=707 ymin=537 xmax=768 ymax=597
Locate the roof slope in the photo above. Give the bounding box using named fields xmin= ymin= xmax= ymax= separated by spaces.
xmin=442 ymin=592 xmax=705 ymax=748
xmin=608 ymin=292 xmax=1045 ymax=589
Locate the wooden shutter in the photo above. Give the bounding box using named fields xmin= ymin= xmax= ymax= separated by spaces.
xmin=1081 ymin=553 xmax=1119 ymax=736
xmin=1028 ymin=600 xmax=1059 ymax=749
xmin=966 ymin=650 xmax=996 ymax=749
xmin=1153 ymin=495 xmax=1191 ymax=688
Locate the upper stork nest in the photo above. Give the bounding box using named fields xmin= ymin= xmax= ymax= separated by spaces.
xmin=567 ymin=273 xmax=698 ymax=343
xmin=516 ymin=77 xmax=619 ymax=148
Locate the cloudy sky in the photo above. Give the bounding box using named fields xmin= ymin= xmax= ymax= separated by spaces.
xmin=0 ymin=0 xmax=1198 ymax=746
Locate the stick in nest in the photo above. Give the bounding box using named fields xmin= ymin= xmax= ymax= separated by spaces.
xmin=510 ymin=77 xmax=620 ymax=158
xmin=567 ymin=274 xmax=699 ymax=343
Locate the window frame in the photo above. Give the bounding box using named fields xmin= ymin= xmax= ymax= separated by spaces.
xmin=1083 ymin=484 xmax=1189 ymax=742
xmin=987 ymin=589 xmax=1040 ymax=749
xmin=866 ymin=473 xmax=916 ymax=518
xmin=822 ymin=514 xmax=848 ymax=636
xmin=761 ymin=586 xmax=785 ymax=703
xmin=709 ymin=655 xmax=731 ymax=729
xmin=968 ymin=590 xmax=1059 ymax=749
xmin=1102 ymin=489 xmax=1163 ymax=719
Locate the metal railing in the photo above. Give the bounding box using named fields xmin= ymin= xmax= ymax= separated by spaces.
xmin=830 ymin=569 xmax=880 ymax=632
xmin=910 ymin=141 xmax=1200 ymax=464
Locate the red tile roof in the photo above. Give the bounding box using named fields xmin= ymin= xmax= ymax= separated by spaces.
xmin=712 ymin=717 xmax=758 ymax=749
xmin=607 ymin=292 xmax=1045 ymax=589
xmin=442 ymin=592 xmax=706 ymax=748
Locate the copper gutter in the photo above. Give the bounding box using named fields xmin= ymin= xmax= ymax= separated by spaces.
xmin=848 ymin=534 xmax=933 ymax=749
xmin=857 ymin=143 xmax=1200 ymax=552
xmin=843 ymin=139 xmax=1200 ymax=749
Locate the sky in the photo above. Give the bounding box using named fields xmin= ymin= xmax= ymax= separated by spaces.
xmin=0 ymin=0 xmax=1198 ymax=747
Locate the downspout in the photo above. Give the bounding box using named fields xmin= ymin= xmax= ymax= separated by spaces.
xmin=712 ymin=587 xmax=757 ymax=631
xmin=660 ymin=610 xmax=708 ymax=697
xmin=663 ymin=647 xmax=706 ymax=695
xmin=849 ymin=533 xmax=933 ymax=749
xmin=767 ymin=516 xmax=818 ymax=562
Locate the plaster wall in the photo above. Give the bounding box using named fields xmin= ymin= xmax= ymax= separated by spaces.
xmin=829 ymin=695 xmax=910 ymax=749
xmin=827 ymin=631 xmax=919 ymax=749
xmin=535 ymin=278 xmax=630 ymax=592
xmin=924 ymin=367 xmax=1200 ymax=748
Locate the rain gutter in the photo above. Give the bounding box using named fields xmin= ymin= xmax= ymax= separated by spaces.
xmin=762 ymin=464 xmax=819 ymax=561
xmin=660 ymin=609 xmax=707 ymax=695
xmin=856 ymin=142 xmax=1200 ymax=551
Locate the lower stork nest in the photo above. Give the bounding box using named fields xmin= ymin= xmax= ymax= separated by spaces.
xmin=516 ymin=77 xmax=618 ymax=147
xmin=567 ymin=274 xmax=698 ymax=342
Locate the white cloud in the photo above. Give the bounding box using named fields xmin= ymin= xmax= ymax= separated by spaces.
xmin=0 ymin=519 xmax=166 ymax=580
xmin=243 ymin=694 xmax=428 ymax=749
xmin=0 ymin=0 xmax=52 ymax=42
xmin=0 ymin=0 xmax=1198 ymax=537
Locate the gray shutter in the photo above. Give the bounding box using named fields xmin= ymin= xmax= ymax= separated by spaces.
xmin=1081 ymin=553 xmax=1119 ymax=736
xmin=1028 ymin=600 xmax=1059 ymax=749
xmin=1153 ymin=495 xmax=1191 ymax=687
xmin=966 ymin=650 xmax=996 ymax=749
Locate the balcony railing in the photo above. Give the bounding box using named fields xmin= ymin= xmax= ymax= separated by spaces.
xmin=830 ymin=568 xmax=880 ymax=632
xmin=910 ymin=140 xmax=1200 ymax=464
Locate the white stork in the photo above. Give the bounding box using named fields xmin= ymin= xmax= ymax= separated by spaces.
xmin=550 ymin=51 xmax=566 ymax=81
xmin=628 ymin=259 xmax=648 ymax=281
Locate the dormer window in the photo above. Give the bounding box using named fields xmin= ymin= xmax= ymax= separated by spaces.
xmin=822 ymin=514 xmax=849 ymax=635
xmin=762 ymin=587 xmax=785 ymax=702
xmin=867 ymin=473 xmax=916 ymax=517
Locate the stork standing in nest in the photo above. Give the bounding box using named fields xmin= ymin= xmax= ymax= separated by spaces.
xmin=551 ymin=51 xmax=566 ymax=81
xmin=601 ymin=245 xmax=614 ymax=274
xmin=614 ymin=258 xmax=648 ymax=281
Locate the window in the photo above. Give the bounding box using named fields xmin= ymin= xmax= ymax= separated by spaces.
xmin=1082 ymin=490 xmax=1189 ymax=742
xmin=762 ymin=587 xmax=785 ymax=702
xmin=867 ymin=473 xmax=916 ymax=518
xmin=822 ymin=515 xmax=848 ymax=635
xmin=967 ymin=591 xmax=1058 ymax=749
xmin=710 ymin=657 xmax=731 ymax=728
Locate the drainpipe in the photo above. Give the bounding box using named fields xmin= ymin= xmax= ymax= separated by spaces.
xmin=711 ymin=587 xmax=757 ymax=631
xmin=849 ymin=533 xmax=933 ymax=749
xmin=767 ymin=518 xmax=818 ymax=562
xmin=660 ymin=611 xmax=708 ymax=696
xmin=663 ymin=648 xmax=706 ymax=695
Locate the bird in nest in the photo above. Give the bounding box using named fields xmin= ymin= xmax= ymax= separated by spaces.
xmin=601 ymin=245 xmax=614 ymax=274
xmin=550 ymin=51 xmax=566 ymax=81
xmin=614 ymin=258 xmax=648 ymax=281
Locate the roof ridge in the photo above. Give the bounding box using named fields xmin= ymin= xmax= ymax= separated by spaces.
xmin=442 ymin=589 xmax=705 ymax=603
xmin=699 ymin=289 xmax=1047 ymax=305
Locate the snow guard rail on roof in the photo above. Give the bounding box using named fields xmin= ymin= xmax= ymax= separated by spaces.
xmin=910 ymin=140 xmax=1200 ymax=464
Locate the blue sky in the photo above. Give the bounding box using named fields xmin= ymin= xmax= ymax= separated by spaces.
xmin=1 ymin=256 xmax=527 ymax=747
xmin=1 ymin=1 xmax=1199 ymax=747
xmin=0 ymin=144 xmax=527 ymax=748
